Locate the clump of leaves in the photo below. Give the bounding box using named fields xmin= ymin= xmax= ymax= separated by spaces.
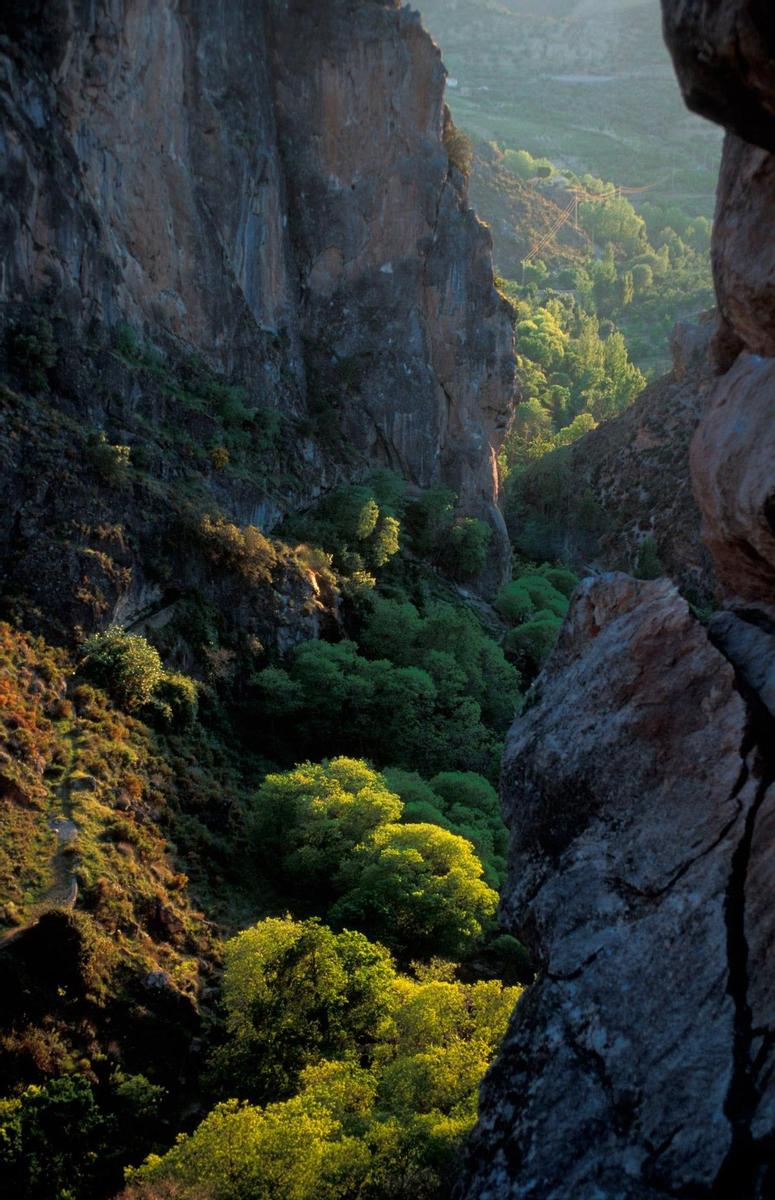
xmin=9 ymin=316 xmax=57 ymax=391
xmin=113 ymin=322 xmax=140 ymax=360
xmin=80 ymin=628 xmax=164 ymax=710
xmin=634 ymin=535 xmax=664 ymax=581
xmin=87 ymin=432 xmax=131 ymax=485
xmin=443 ymin=121 xmax=473 ymax=176
xmin=197 ymin=515 xmax=278 ymax=586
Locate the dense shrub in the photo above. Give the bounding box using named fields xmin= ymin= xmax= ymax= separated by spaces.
xmin=147 ymin=673 xmax=199 ymax=732
xmin=495 ymin=575 xmax=568 ymax=623
xmin=210 ymin=917 xmax=396 ymax=1103
xmin=284 ymin=482 xmax=403 ymax=577
xmin=9 ymin=316 xmax=57 ymax=391
xmin=80 ymin=629 xmax=164 ymax=711
xmin=504 ymin=616 xmax=562 ymax=673
xmin=79 ymin=629 xmax=200 ymax=734
xmin=249 ymin=625 xmax=512 ymax=780
xmin=403 ymin=487 xmax=456 ymax=558
xmin=249 ymin=759 xmax=402 ymax=899
xmin=249 ymin=760 xmax=497 ymax=960
xmin=0 ymin=1071 xmax=165 ymax=1200
xmin=198 ymin=515 xmax=278 ymax=585
xmin=443 ymin=123 xmax=473 ymax=175
xmin=634 ymin=535 xmax=664 ymax=580
xmin=330 ymin=821 xmax=497 ymax=959
xmin=438 ymin=517 xmax=492 ymax=580
xmin=386 ymin=769 xmax=507 ymax=888
xmin=113 ymin=322 xmax=140 ymax=360
xmin=87 ymin=432 xmax=132 ymax=485
xmin=288 ymin=641 xmax=441 ymax=767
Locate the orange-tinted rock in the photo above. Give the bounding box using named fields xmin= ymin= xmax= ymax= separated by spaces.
xmin=661 ymin=1 xmax=775 ymax=153
xmin=713 ymin=134 xmax=775 ymax=357
xmin=691 ymin=353 xmax=775 ymax=602
xmin=0 ymin=0 xmax=514 ymax=584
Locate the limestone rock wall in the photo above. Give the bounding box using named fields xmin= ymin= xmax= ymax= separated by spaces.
xmin=0 ymin=0 xmax=514 ymax=570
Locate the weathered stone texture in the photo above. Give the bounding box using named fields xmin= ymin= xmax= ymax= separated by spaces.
xmin=0 ymin=0 xmax=514 ymax=579
xmin=691 ymin=353 xmax=775 ymax=603
xmin=462 ymin=3 xmax=775 ymax=1194
xmin=460 ymin=576 xmax=775 ymax=1198
xmin=661 ymin=0 xmax=775 ymax=152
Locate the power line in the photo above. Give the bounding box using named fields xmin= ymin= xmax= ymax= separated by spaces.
xmin=521 ymin=177 xmax=667 ymax=273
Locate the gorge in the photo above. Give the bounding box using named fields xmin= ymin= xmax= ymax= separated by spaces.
xmin=1 ymin=1 xmax=774 ymax=1197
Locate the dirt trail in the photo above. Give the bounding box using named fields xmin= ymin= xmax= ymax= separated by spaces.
xmin=0 ymin=725 xmax=81 ymax=950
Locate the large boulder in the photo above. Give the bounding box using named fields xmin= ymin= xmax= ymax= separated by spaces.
xmin=458 ymin=574 xmax=775 ymax=1198
xmin=712 ymin=135 xmax=775 ymax=358
xmin=691 ymin=353 xmax=775 ymax=602
xmin=661 ymin=1 xmax=775 ymax=153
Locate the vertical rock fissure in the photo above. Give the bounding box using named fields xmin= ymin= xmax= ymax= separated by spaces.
xmin=713 ymin=763 xmax=772 ymax=1197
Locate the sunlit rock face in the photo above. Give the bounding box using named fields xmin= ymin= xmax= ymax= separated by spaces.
xmin=268 ymin=0 xmax=515 ymax=583
xmin=460 ymin=2 xmax=775 ymax=1194
xmin=691 ymin=354 xmax=775 ymax=604
xmin=0 ymin=0 xmax=514 ymax=584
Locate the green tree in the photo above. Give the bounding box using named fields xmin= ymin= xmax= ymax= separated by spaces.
xmin=0 ymin=1076 xmax=105 ymax=1200
xmin=517 ymin=307 xmax=567 ymax=369
xmin=213 ymin=918 xmax=396 ymax=1102
xmin=502 ymin=148 xmax=536 ymax=179
xmin=634 ymin=535 xmax=664 ymax=580
xmin=439 ymin=518 xmax=491 ymax=580
xmin=404 ymin=486 xmax=455 ymax=558
xmin=495 ymin=575 xmax=569 ymax=624
xmin=127 ymin=928 xmax=522 ymax=1200
xmin=126 ymin=1094 xmax=369 ymax=1200
xmin=10 ymin=315 xmax=57 ymax=391
xmin=330 ymin=822 xmax=498 ymax=959
xmin=249 ymin=758 xmax=402 ymax=897
xmin=505 ymin=616 xmax=562 ymax=674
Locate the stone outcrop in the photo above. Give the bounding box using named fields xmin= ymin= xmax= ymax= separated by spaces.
xmin=691 ymin=353 xmax=775 ymax=603
xmin=662 ymin=0 xmax=775 ymax=153
xmin=462 ymin=3 xmax=775 ymax=1194
xmin=460 ymin=576 xmax=775 ymax=1198
xmin=712 ymin=135 xmax=775 ymax=360
xmin=0 ymin=0 xmax=514 ymax=593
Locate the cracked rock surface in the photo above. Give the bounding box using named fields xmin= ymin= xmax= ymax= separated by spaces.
xmin=461 ymin=4 xmax=775 ymax=1194
xmin=0 ymin=0 xmax=514 ymax=585
xmin=458 ymin=574 xmax=775 ymax=1198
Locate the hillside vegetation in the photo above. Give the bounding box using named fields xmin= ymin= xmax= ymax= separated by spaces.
xmin=0 ymin=311 xmax=561 ymax=1198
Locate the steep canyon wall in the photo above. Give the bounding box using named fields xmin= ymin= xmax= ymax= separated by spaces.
xmin=460 ymin=3 xmax=775 ymax=1197
xmin=0 ymin=0 xmax=515 ymax=629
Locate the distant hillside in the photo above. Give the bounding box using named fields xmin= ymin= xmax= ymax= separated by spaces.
xmin=419 ymin=0 xmax=722 ymax=217
xmin=469 ymin=143 xmax=591 ymax=279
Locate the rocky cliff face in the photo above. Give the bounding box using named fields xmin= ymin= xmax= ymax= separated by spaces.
xmin=463 ymin=573 xmax=774 ymax=1197
xmin=459 ymin=3 xmax=775 ymax=1195
xmin=0 ymin=0 xmax=515 ymax=619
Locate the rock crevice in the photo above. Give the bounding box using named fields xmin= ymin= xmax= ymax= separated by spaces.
xmin=460 ymin=573 xmax=775 ymax=1198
